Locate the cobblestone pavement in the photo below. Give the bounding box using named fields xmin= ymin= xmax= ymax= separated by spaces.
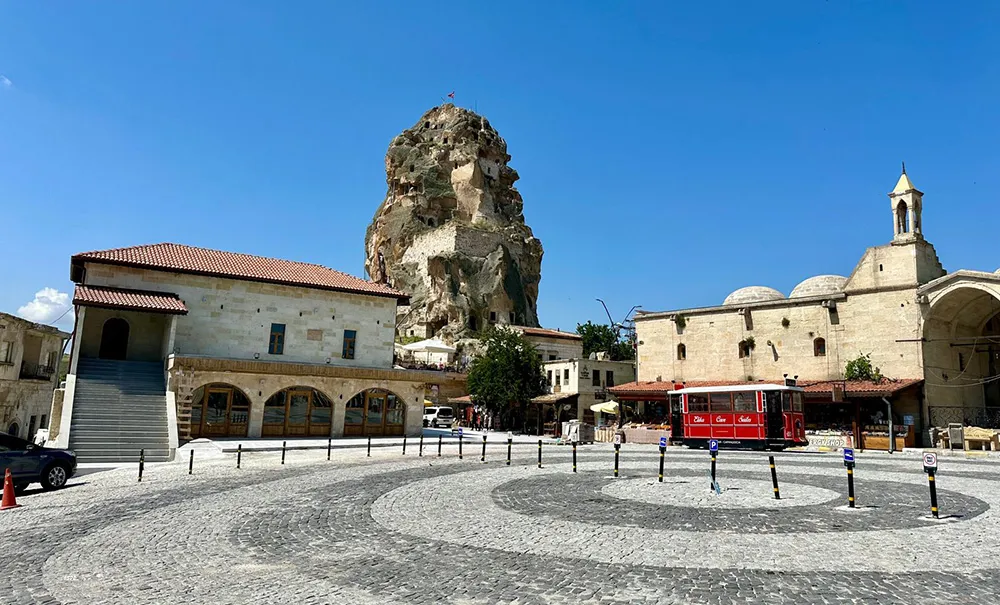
xmin=1 ymin=443 xmax=999 ymax=604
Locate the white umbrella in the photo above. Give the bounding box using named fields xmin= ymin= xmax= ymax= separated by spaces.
xmin=401 ymin=338 xmax=456 ymax=364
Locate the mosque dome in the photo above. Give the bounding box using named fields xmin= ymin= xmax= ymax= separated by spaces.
xmin=789 ymin=275 xmax=849 ymax=298
xmin=723 ymin=286 xmax=785 ymax=306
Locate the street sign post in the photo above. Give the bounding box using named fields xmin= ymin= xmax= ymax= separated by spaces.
xmin=708 ymin=440 xmax=718 ymax=492
xmin=843 ymin=448 xmax=855 ymax=466
xmin=658 ymin=437 xmax=666 ymax=482
xmin=659 ymin=436 xmax=667 ymax=448
xmin=708 ymin=439 xmax=719 ymax=453
xmin=924 ymin=451 xmax=940 ymax=518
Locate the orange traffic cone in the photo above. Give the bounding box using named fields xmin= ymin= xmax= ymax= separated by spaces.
xmin=1 ymin=468 xmax=21 ymax=510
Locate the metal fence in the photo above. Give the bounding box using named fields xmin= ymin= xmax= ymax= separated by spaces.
xmin=928 ymin=406 xmax=1000 ymax=429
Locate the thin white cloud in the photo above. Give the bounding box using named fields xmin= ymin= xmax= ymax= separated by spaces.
xmin=17 ymin=288 xmax=72 ymax=327
xmin=0 ymin=75 xmax=11 ymax=88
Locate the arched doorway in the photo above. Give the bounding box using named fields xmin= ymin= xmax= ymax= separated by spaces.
xmin=99 ymin=318 xmax=130 ymax=360
xmin=923 ymin=285 xmax=1000 ymax=421
xmin=189 ymin=384 xmax=251 ymax=439
xmin=7 ymin=423 xmax=19 ymax=437
xmin=262 ymin=387 xmax=333 ymax=437
xmin=344 ymin=389 xmax=406 ymax=437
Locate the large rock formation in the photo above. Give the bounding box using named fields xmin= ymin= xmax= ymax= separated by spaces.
xmin=365 ymin=104 xmax=543 ymax=342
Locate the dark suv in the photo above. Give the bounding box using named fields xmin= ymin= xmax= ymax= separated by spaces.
xmin=0 ymin=434 xmax=77 ymax=492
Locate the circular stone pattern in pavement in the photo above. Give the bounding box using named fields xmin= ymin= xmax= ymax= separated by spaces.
xmin=601 ymin=476 xmax=839 ymax=509
xmin=491 ymin=468 xmax=989 ymax=533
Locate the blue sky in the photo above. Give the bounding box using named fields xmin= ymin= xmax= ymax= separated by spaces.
xmin=2 ymin=2 xmax=997 ymax=333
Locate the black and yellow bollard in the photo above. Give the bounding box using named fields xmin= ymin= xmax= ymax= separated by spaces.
xmin=710 ymin=452 xmax=717 ymax=492
xmin=537 ymin=439 xmax=542 ymax=468
xmin=237 ymin=444 xmax=242 ymax=469
xmin=281 ymin=441 xmax=287 ymax=465
xmin=847 ymin=465 xmax=856 ymax=508
xmin=402 ymin=436 xmax=407 ymax=456
xmin=438 ymin=435 xmax=442 ymax=457
xmin=768 ymin=455 xmax=780 ymax=499
xmin=506 ymin=434 xmax=512 ymax=466
xmin=189 ymin=449 xmax=194 ymax=475
xmin=459 ymin=435 xmax=463 ymax=460
xmin=481 ymin=434 xmax=487 ymax=463
xmin=924 ymin=452 xmax=940 ymax=518
xmin=367 ymin=436 xmax=372 ymax=457
xmin=573 ymin=441 xmax=578 ymax=473
xmin=419 ymin=434 xmax=424 ymax=457
xmin=138 ymin=448 xmax=145 ymax=483
xmin=613 ymin=439 xmax=621 ymax=478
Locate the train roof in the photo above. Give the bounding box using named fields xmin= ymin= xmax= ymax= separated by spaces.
xmin=669 ymin=384 xmax=804 ymax=395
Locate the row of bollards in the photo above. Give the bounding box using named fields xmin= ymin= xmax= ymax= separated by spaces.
xmin=135 ymin=436 xmax=944 ymax=518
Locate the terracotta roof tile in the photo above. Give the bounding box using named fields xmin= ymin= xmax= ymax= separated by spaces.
xmin=610 ymin=380 xmax=760 ymax=396
xmin=74 ymin=285 xmax=188 ymax=315
xmin=800 ymin=378 xmax=923 ymax=397
xmin=72 ymin=243 xmax=409 ymax=302
xmin=517 ymin=326 xmax=582 ymax=341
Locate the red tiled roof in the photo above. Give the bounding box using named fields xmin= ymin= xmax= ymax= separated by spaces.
xmin=517 ymin=326 xmax=582 ymax=341
xmin=449 ymin=395 xmax=473 ymax=404
xmin=610 ymin=380 xmax=761 ymax=397
xmin=74 ymin=284 xmax=188 ymax=315
xmin=72 ymin=243 xmax=409 ymax=303
xmin=800 ymin=378 xmax=923 ymax=397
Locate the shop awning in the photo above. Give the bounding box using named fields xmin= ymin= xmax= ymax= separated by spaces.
xmin=800 ymin=379 xmax=924 ymax=399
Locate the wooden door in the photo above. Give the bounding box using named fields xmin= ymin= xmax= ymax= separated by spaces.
xmin=202 ymin=389 xmax=232 ymax=437
xmin=285 ymin=390 xmax=310 ymax=436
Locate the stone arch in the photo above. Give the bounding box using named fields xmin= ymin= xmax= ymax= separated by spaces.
xmin=261 ymin=385 xmax=336 ymax=437
xmin=342 ymin=388 xmax=407 ymax=437
xmin=7 ymin=422 xmax=19 ymax=437
xmin=188 ymin=382 xmax=253 ymax=439
xmin=896 ymin=201 xmax=909 ymax=234
xmin=677 ymin=343 xmax=686 ymax=360
xmin=99 ymin=317 xmax=130 ymax=360
xmin=922 ymin=283 xmax=1000 ymax=412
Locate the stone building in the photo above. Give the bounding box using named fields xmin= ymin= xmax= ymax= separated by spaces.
xmin=51 ymin=243 xmax=453 ymax=462
xmin=0 ymin=312 xmax=69 ymax=441
xmin=541 ymin=357 xmax=635 ymax=426
xmin=622 ymin=169 xmax=999 ymax=447
xmin=365 ymin=104 xmax=544 ymax=342
xmin=514 ymin=326 xmax=584 ymax=361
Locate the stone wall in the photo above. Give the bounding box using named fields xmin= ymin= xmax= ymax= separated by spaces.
xmin=82 ymin=263 xmax=397 ymax=368
xmin=78 ymin=307 xmax=168 ymax=362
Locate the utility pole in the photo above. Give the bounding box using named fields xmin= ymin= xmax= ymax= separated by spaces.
xmin=596 ymin=299 xmax=641 ymax=430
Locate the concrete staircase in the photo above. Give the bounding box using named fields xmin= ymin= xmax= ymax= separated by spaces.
xmin=69 ymin=358 xmax=172 ymax=463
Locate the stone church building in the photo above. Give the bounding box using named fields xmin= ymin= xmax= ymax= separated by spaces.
xmin=624 ymin=169 xmax=1000 ymax=448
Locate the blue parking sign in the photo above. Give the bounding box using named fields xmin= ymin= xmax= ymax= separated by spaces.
xmin=709 ymin=439 xmax=719 ymax=452
xmin=843 ymin=448 xmax=854 ymax=463
xmin=458 ymin=428 xmax=463 ymax=437
xmin=659 ymin=436 xmax=667 ymax=448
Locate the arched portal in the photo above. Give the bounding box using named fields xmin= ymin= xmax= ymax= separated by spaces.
xmin=99 ymin=318 xmax=130 ymax=360
xmin=189 ymin=383 xmax=252 ymax=439
xmin=896 ymin=201 xmax=909 ymax=235
xmin=923 ymin=284 xmax=1000 ymax=419
xmin=343 ymin=389 xmax=406 ymax=437
xmin=7 ymin=422 xmax=19 ymax=437
xmin=262 ymin=386 xmax=334 ymax=437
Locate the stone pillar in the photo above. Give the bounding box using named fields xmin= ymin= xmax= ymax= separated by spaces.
xmin=69 ymin=307 xmax=86 ymax=376
xmin=247 ymin=387 xmax=265 ymax=438
xmin=331 ymin=392 xmax=346 ymax=438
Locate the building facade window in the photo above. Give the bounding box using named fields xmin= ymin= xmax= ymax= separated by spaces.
xmin=592 ymin=370 xmax=601 ymax=387
xmin=563 ymin=369 xmax=570 ymax=383
xmin=28 ymin=416 xmax=37 ymax=440
xmin=606 ymin=370 xmax=614 ymax=387
xmin=547 ymin=370 xmax=553 ymax=384
xmin=813 ymin=337 xmax=826 ymax=357
xmin=677 ymin=343 xmax=687 ymax=360
xmin=46 ymin=351 xmax=58 ymax=370
xmin=343 ymin=330 xmax=357 ymax=360
xmin=268 ymin=324 xmax=285 ymax=355
xmin=738 ymin=342 xmax=751 ymax=358
xmin=549 ymin=354 xmax=556 ymax=361
xmin=489 ymin=311 xmax=497 ymax=324
xmin=0 ymin=341 xmax=12 ymax=364
xmin=509 ymin=312 xmax=515 ymax=323
xmin=40 ymin=414 xmax=48 ymax=429
xmin=555 ymin=373 xmax=561 ymax=387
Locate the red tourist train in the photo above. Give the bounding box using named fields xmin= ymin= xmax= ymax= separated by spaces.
xmin=667 ymin=383 xmax=808 ymax=450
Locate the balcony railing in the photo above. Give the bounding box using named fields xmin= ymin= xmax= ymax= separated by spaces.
xmin=20 ymin=361 xmax=55 ymax=381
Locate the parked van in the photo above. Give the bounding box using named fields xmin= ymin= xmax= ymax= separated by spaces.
xmin=423 ymin=406 xmax=455 ymax=428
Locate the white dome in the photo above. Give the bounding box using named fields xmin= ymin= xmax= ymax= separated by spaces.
xmin=789 ymin=275 xmax=848 ymax=298
xmin=723 ymin=286 xmax=785 ymax=306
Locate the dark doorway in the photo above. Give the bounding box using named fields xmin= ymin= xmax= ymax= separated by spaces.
xmin=99 ymin=318 xmax=130 ymax=360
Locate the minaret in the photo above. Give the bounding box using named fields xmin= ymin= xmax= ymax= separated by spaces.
xmin=888 ymin=162 xmax=923 ymax=242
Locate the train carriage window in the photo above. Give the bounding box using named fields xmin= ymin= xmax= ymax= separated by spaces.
xmin=733 ymin=392 xmax=756 ymax=412
xmin=781 ymin=392 xmax=792 ymax=411
xmin=688 ymin=394 xmax=709 ymax=412
xmin=710 ymin=393 xmax=732 ymax=412
xmin=792 ymin=392 xmax=804 ymax=412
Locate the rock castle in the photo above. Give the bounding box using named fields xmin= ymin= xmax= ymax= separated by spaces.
xmin=364 ymin=104 xmax=543 ymax=342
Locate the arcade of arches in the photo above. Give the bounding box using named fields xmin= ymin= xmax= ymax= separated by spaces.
xmin=169 ymin=357 xmax=429 ymax=441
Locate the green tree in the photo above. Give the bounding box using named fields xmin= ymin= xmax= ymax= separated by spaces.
xmin=466 ymin=326 xmax=548 ymax=434
xmin=575 ymin=321 xmax=635 ymax=361
xmin=845 ymin=352 xmax=884 ymax=382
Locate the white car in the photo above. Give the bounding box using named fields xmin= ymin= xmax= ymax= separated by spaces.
xmin=423 ymin=406 xmax=455 ymax=428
